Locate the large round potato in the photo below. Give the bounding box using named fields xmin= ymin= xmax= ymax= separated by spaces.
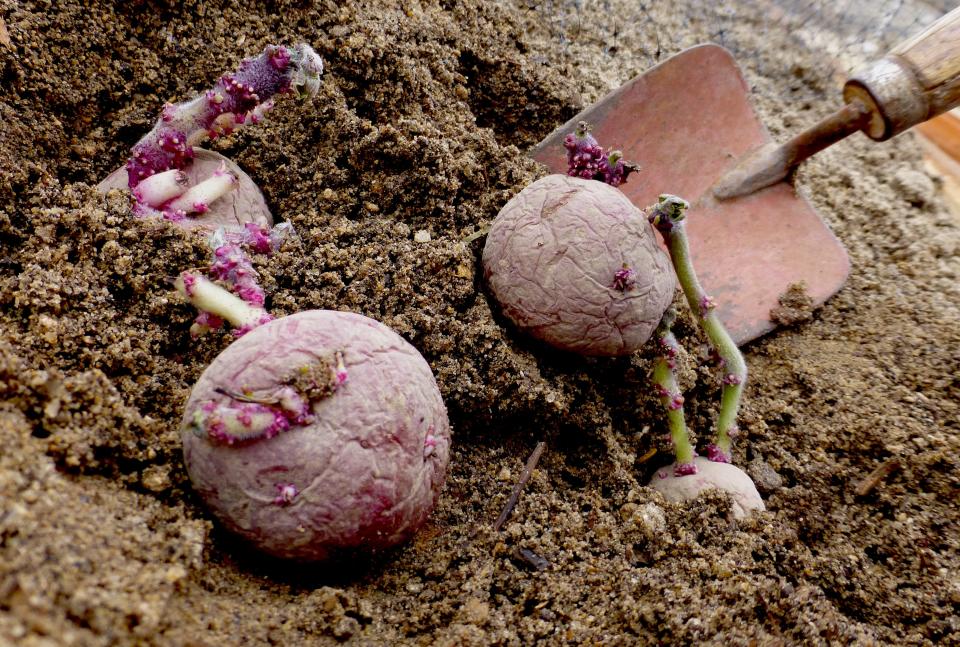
xmin=181 ymin=310 xmax=450 ymax=561
xmin=483 ymin=174 xmax=676 ymax=356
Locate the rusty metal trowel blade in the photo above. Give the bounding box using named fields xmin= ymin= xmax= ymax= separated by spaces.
xmin=532 ymin=44 xmax=849 ymax=346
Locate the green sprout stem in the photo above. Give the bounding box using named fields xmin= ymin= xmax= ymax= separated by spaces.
xmin=649 ymin=195 xmax=747 ymax=463
xmin=653 ymin=309 xmax=696 ymax=474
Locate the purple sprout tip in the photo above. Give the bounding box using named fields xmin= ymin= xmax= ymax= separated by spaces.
xmin=674 ymin=462 xmax=698 ymax=477
xmin=232 ymin=313 xmax=275 ymax=337
xmin=563 ymin=124 xmax=636 ymax=186
xmin=706 ymin=444 xmax=732 ymax=463
xmin=423 ymin=427 xmax=438 ymax=458
xmin=126 ymin=43 xmax=323 ymax=195
xmin=699 ymin=295 xmax=717 ymax=317
xmin=334 ymin=351 xmax=348 ymax=386
xmin=273 ymin=483 xmax=299 ymax=506
xmin=268 ymin=45 xmax=291 ymax=70
xmin=612 ymin=266 xmax=635 ymax=291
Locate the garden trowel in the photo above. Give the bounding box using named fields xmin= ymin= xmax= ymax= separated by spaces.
xmin=532 ymin=8 xmax=960 ymax=345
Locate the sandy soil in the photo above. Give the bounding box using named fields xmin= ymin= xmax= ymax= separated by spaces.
xmin=1 ymin=0 xmax=958 ymax=645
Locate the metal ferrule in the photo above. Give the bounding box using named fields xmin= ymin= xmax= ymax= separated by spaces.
xmin=844 ymin=56 xmax=928 ymax=141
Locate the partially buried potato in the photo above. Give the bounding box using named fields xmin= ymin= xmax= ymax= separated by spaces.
xmin=483 ymin=174 xmax=676 ymax=356
xmin=181 ymin=310 xmax=450 ymax=561
xmin=649 ymin=457 xmax=765 ymax=519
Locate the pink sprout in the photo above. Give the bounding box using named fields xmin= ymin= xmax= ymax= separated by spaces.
xmin=184 ymin=223 xmax=296 ymax=339
xmin=125 ymin=44 xmax=323 ymax=222
xmin=654 ymin=385 xmax=684 ymax=411
xmin=210 ymin=242 xmax=265 ymax=307
xmin=232 ymin=313 xmax=276 ymax=338
xmin=612 ymin=266 xmax=636 ymax=291
xmin=127 ymin=44 xmax=323 ymax=187
xmin=191 ymin=311 xmax=225 ymax=336
xmin=334 ymin=351 xmax=348 ymax=385
xmin=564 ymin=125 xmax=604 ymax=181
xmin=598 ymin=151 xmax=632 ymax=188
xmin=180 ymin=272 xmax=198 ymax=297
xmin=200 ymin=400 xmax=292 ymax=445
xmin=272 ymin=386 xmax=314 ymax=425
xmin=225 ymin=221 xmax=294 ymax=254
xmin=563 ymin=122 xmax=638 ymax=187
xmin=423 ymin=427 xmax=438 ymax=458
xmin=239 ymin=222 xmax=274 ymax=254
xmin=190 ymin=355 xmax=347 ymax=444
xmin=699 ymin=294 xmax=717 ymax=317
xmin=273 ymin=483 xmax=299 ymax=506
xmin=706 ymin=444 xmax=732 ymax=463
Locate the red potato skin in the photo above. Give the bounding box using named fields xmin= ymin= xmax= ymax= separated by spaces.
xmin=482 ymin=175 xmax=676 ymax=356
xmin=181 ymin=310 xmax=450 ymax=561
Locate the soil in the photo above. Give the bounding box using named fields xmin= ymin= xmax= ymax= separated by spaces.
xmin=1 ymin=0 xmax=958 ymax=645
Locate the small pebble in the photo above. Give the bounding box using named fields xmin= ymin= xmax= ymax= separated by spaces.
xmin=333 ymin=616 xmax=360 ymax=640
xmin=414 ymin=229 xmax=431 ymax=243
xmin=635 ymin=502 xmax=666 ymax=535
xmin=164 ymin=565 xmax=187 ymax=583
xmin=461 ymin=597 xmax=490 ymax=625
xmin=141 ymin=465 xmax=172 ymax=493
xmin=748 ymin=458 xmax=783 ymax=495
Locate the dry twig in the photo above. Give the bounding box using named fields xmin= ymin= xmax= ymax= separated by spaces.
xmin=854 ymin=458 xmax=902 ymax=496
xmin=493 ymin=441 xmax=546 ymax=531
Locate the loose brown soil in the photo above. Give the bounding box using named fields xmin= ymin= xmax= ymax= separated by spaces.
xmin=1 ymin=1 xmax=958 ymax=645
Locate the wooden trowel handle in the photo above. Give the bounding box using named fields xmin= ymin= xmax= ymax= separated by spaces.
xmin=844 ymin=6 xmax=960 ymax=141
xmin=713 ymin=9 xmax=960 ymax=200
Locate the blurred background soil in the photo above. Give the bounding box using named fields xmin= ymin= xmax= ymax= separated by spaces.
xmin=0 ymin=0 xmax=958 ymax=644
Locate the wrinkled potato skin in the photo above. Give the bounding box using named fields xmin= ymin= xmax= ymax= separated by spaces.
xmin=483 ymin=175 xmax=675 ymax=356
xmin=181 ymin=310 xmax=450 ymax=561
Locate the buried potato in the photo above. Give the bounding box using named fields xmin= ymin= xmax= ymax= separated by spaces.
xmin=180 ymin=310 xmax=451 ymax=561
xmin=649 ymin=457 xmax=765 ymax=519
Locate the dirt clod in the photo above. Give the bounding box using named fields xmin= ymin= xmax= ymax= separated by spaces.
xmin=770 ymin=281 xmax=816 ymax=326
